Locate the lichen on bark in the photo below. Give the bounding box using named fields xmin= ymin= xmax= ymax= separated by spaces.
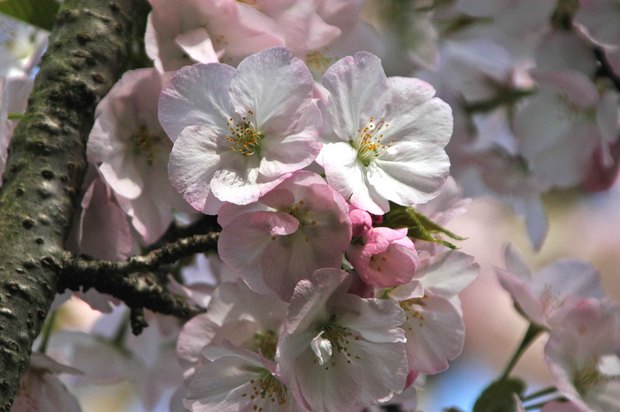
xmin=0 ymin=0 xmax=137 ymax=408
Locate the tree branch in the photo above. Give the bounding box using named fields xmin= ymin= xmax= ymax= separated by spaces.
xmin=58 ymin=233 xmax=219 ymax=320
xmin=0 ymin=0 xmax=137 ymax=408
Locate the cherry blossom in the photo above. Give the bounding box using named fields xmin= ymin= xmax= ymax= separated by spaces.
xmin=13 ymin=353 xmax=82 ymax=412
xmin=545 ymin=299 xmax=620 ymax=412
xmin=217 ymin=171 xmax=351 ymax=300
xmin=319 ymin=51 xmax=453 ymax=214
xmin=277 ymin=269 xmax=408 ymax=411
xmin=496 ymin=243 xmax=604 ymax=328
xmin=388 ymin=250 xmax=479 ymax=375
xmin=347 ymin=226 xmax=419 ymax=288
xmin=87 ymin=68 xmax=193 ymax=243
xmin=160 ymin=47 xmax=322 ymax=214
xmin=146 ymin=0 xmax=341 ymax=71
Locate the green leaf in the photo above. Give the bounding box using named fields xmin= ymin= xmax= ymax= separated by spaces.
xmin=0 ymin=0 xmax=59 ymax=31
xmin=473 ymin=378 xmax=527 ymax=412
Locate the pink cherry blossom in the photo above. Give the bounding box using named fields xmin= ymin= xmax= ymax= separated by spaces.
xmin=388 ymin=250 xmax=479 ymax=375
xmin=160 ymin=47 xmax=322 ymax=214
xmin=276 ymin=269 xmax=408 ymax=412
xmin=545 ymin=299 xmax=620 ymax=412
xmin=146 ymin=0 xmax=341 ymax=71
xmin=319 ymin=52 xmax=453 ymax=214
xmin=65 ymin=170 xmax=132 ymax=262
xmin=496 ymin=243 xmax=604 ymax=328
xmin=515 ymin=69 xmax=620 ymax=190
xmin=87 ymin=68 xmax=194 ymax=243
xmin=177 ymin=280 xmax=288 ymax=376
xmin=13 ymin=353 xmax=82 ymax=412
xmin=217 ymin=171 xmax=351 ymax=301
xmin=347 ymin=227 xmax=419 ymax=288
xmin=185 ymin=344 xmax=301 ymax=412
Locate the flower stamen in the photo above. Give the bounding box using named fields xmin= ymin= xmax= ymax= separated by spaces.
xmin=353 ymin=116 xmax=391 ymax=166
xmin=226 ymin=112 xmax=264 ymax=157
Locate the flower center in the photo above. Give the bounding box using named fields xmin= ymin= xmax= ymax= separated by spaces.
xmin=226 ymin=112 xmax=264 ymax=157
xmin=131 ymin=124 xmax=165 ymax=166
xmin=352 ymin=116 xmax=391 ymax=166
xmin=573 ymin=360 xmax=620 ymax=396
xmin=400 ymin=296 xmax=427 ymax=331
xmin=244 ymin=370 xmax=289 ymax=407
xmin=312 ymin=316 xmax=361 ymax=369
xmin=253 ymin=330 xmax=278 ymax=360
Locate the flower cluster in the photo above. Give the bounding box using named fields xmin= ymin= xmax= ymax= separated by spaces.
xmin=158 ymin=46 xmax=477 ymax=411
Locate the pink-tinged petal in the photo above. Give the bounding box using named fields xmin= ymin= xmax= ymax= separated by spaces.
xmin=68 ymin=176 xmax=132 ymax=261
xmin=321 ymin=52 xmax=388 ymax=142
xmin=576 ymin=0 xmax=620 ymax=45
xmin=336 ymin=295 xmax=406 ymax=344
xmin=348 ymin=227 xmax=418 ymax=288
xmin=218 ymin=211 xmax=299 ymax=294
xmin=416 ymin=251 xmax=479 ymax=297
xmin=369 ymin=141 xmax=450 ymax=206
xmin=400 ymin=293 xmax=465 ymax=375
xmin=185 ymin=354 xmax=296 ymax=412
xmin=535 ymin=261 xmax=604 ymax=317
xmin=510 ymin=196 xmax=549 ymax=251
xmin=97 ymin=154 xmax=143 ymax=199
xmin=322 ymin=142 xmax=388 ymax=214
xmin=389 ymin=281 xmax=425 ymax=302
xmin=215 ymin=4 xmax=285 ymax=65
xmin=13 ymin=355 xmax=82 ymax=412
xmin=168 ymin=125 xmax=223 ymax=213
xmin=283 ymin=268 xmax=349 ymax=335
xmin=177 ymin=314 xmax=219 ymax=368
xmin=217 ymin=199 xmax=275 ymax=228
xmin=175 ymin=27 xmax=220 ymax=64
xmin=259 ymin=102 xmax=322 ymax=179
xmin=503 ymin=243 xmax=532 ymax=281
xmin=290 ymin=338 xmax=408 ymax=411
xmin=348 ymin=206 xmax=372 ymax=237
xmin=530 ymin=70 xmax=599 ymax=108
xmin=230 ymin=47 xmax=314 ymax=130
xmin=159 ymin=63 xmax=235 ymax=141
xmin=384 ymin=77 xmax=453 ymax=148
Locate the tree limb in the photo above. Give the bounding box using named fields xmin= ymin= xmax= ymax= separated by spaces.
xmin=0 ymin=0 xmax=137 ymax=408
xmin=58 ymin=233 xmax=219 ymax=321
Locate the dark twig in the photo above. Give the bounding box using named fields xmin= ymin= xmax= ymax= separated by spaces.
xmin=57 ymin=232 xmax=219 ymax=320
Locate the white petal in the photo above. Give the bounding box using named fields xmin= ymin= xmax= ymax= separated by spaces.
xmin=168 ymin=125 xmax=223 ymax=213
xmin=159 ymin=63 xmax=235 ymax=141
xmin=417 ymin=251 xmax=480 ymax=296
xmin=175 ymin=27 xmax=220 ymax=64
xmin=230 ymin=47 xmax=314 ymax=131
xmin=322 ymin=142 xmax=388 ymax=214
xmin=401 ymin=293 xmax=465 ymax=374
xmin=321 ymin=52 xmax=388 ymax=141
xmin=369 ymin=141 xmax=450 ymax=206
xmin=384 ymin=77 xmax=453 ymax=147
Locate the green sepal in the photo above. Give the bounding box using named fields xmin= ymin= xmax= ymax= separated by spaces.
xmin=382 ymin=203 xmax=465 ymax=249
xmin=473 ymin=378 xmax=527 ymax=412
xmin=0 ymin=0 xmax=59 ymax=31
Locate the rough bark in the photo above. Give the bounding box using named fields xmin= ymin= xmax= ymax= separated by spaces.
xmin=0 ymin=0 xmax=136 ymax=408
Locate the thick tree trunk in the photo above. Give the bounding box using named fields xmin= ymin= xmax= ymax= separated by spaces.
xmin=0 ymin=0 xmax=136 ymax=408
